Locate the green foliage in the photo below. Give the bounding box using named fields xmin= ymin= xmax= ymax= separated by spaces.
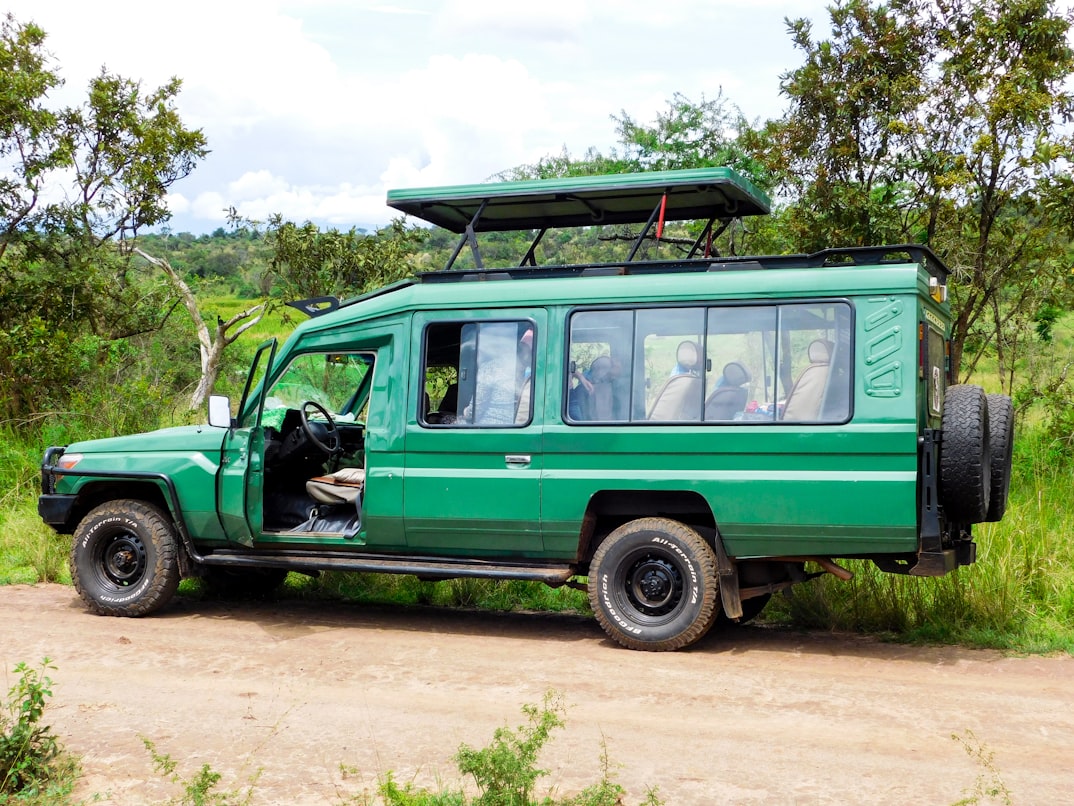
xmin=377 ymin=772 xmax=467 ymax=806
xmin=0 ymin=659 xmax=77 ymax=802
xmin=454 ymin=691 xmax=564 ymax=806
xmin=139 ymin=228 xmax=277 ymax=299
xmin=365 ymin=693 xmax=646 ymax=806
xmin=771 ymin=0 xmax=1074 ymax=384
xmin=142 ymin=737 xmax=258 ymax=806
xmin=0 ymin=13 xmax=207 ymax=423
xmin=267 ymin=218 xmax=422 ymax=300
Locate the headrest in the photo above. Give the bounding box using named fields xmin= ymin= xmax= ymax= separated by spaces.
xmin=808 ymin=339 xmax=833 ymax=364
xmin=676 ymin=341 xmax=700 ymax=369
xmin=721 ymin=361 xmax=750 ymax=387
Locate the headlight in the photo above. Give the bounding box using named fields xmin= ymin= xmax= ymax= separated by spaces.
xmin=55 ymin=453 xmax=82 ymax=480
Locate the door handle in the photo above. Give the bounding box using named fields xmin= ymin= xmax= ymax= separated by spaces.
xmin=505 ymin=454 xmax=532 ymax=465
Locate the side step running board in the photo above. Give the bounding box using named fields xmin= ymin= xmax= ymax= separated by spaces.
xmin=197 ymin=549 xmax=576 ymax=587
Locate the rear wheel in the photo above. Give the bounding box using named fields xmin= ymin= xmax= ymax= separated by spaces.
xmin=71 ymin=500 xmax=180 ymax=617
xmin=588 ymin=518 xmax=719 ymax=651
xmin=939 ymin=384 xmax=992 ymax=523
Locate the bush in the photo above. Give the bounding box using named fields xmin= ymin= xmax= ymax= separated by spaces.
xmin=0 ymin=658 xmax=77 ymax=802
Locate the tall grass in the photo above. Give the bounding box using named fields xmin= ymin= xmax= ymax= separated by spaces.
xmin=281 ymin=572 xmax=590 ymax=614
xmin=0 ymin=428 xmax=69 ymax=585
xmin=776 ymin=430 xmax=1074 ymax=653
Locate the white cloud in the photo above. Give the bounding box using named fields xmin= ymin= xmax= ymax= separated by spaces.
xmin=5 ymin=0 xmax=834 ymax=233
xmin=190 ymin=192 xmax=229 ymax=222
xmin=228 ymin=170 xmax=293 ymax=202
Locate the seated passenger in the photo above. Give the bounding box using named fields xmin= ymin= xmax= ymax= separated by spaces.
xmin=569 ymin=356 xmax=616 ymax=420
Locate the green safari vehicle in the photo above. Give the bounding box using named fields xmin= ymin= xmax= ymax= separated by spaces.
xmin=38 ymin=167 xmax=1013 ymax=651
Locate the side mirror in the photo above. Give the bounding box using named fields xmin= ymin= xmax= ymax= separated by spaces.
xmin=208 ymin=395 xmax=233 ymax=429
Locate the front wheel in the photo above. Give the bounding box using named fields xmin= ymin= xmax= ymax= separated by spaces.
xmin=588 ymin=518 xmax=719 ymax=651
xmin=71 ymin=500 xmax=181 ymax=617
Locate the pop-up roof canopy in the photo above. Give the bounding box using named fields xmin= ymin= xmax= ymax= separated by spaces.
xmin=386 ymin=167 xmax=771 ymax=233
xmin=385 ymin=167 xmax=772 ymax=271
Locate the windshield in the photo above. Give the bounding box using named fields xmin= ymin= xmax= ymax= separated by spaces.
xmin=263 ymin=352 xmax=374 ymax=424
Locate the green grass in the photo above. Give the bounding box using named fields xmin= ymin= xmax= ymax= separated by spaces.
xmin=0 ymin=428 xmax=70 ymax=586
xmin=772 ymin=432 xmax=1074 ymax=653
xmin=271 ymin=572 xmax=590 ymax=615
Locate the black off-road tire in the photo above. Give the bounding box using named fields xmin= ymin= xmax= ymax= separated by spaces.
xmin=201 ymin=566 xmax=289 ymax=599
xmin=70 ymin=500 xmax=181 ymax=617
xmin=588 ymin=517 xmax=719 ymax=651
xmin=985 ymin=393 xmax=1015 ymax=523
xmin=940 ymin=384 xmax=992 ymax=524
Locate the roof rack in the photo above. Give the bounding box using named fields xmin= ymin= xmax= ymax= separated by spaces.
xmin=416 ymin=244 xmax=950 ymax=284
xmin=387 ymin=168 xmax=773 ymax=272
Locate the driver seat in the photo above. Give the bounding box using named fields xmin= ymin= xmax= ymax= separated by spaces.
xmin=306 ymin=466 xmax=366 ymax=506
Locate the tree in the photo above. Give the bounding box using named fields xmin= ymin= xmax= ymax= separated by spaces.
xmin=502 ymin=91 xmax=783 ymax=257
xmin=766 ymin=1 xmax=929 ymax=248
xmin=267 ymin=217 xmax=421 ymax=301
xmin=771 ymin=0 xmax=1074 ymax=385
xmin=0 ymin=14 xmax=208 ymax=421
xmin=0 ymin=15 xmax=63 ymax=261
xmin=132 ymin=248 xmax=267 ymax=409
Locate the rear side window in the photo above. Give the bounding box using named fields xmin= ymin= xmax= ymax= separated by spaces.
xmin=422 ymin=320 xmax=535 ymax=427
xmin=565 ymin=302 xmax=852 ymax=424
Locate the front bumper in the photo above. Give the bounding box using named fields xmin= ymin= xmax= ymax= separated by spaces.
xmin=38 ymin=494 xmax=77 ymax=531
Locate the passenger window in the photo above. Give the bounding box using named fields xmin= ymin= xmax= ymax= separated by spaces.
xmin=705 ymin=306 xmax=777 ymax=421
xmin=565 ymin=302 xmax=852 ymax=425
xmin=421 ymin=320 xmax=535 ymax=427
xmin=638 ymin=308 xmax=705 ymax=422
xmin=566 ymin=310 xmax=630 ymax=422
xmin=776 ymin=303 xmax=851 ymax=423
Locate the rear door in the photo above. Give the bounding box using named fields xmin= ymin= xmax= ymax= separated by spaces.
xmin=403 ymin=309 xmax=546 ymax=555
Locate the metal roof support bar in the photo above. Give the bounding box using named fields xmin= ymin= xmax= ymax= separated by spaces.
xmin=443 ymin=198 xmax=489 ymax=271
xmin=626 ymin=194 xmax=666 ymax=262
xmin=519 ymin=228 xmax=548 ymax=267
xmin=688 ymin=217 xmax=717 ymax=258
xmin=687 ymin=218 xmax=732 ymax=259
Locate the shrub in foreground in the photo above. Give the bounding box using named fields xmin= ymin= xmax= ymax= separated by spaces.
xmin=0 ymin=658 xmax=77 ymax=803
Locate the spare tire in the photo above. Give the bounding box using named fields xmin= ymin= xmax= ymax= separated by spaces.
xmin=985 ymin=393 xmax=1014 ymax=522
xmin=939 ymin=384 xmax=992 ymax=524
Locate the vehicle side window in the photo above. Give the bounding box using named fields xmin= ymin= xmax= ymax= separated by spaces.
xmin=565 ymin=302 xmax=852 ymax=425
xmin=422 ymin=320 xmax=535 ymax=428
xmin=567 ymin=310 xmax=631 ymax=422
xmin=705 ymin=306 xmax=777 ymax=421
xmin=638 ymin=308 xmax=705 ymax=421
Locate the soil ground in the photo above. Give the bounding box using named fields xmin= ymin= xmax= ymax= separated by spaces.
xmin=1 ymin=584 xmax=1072 ymax=805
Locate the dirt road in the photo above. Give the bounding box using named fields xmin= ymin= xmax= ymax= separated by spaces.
xmin=1 ymin=584 xmax=1071 ymax=805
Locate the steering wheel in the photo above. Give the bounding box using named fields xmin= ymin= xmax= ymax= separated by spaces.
xmin=299 ymin=400 xmax=340 ymax=455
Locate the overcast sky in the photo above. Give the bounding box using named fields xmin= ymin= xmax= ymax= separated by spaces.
xmin=12 ymin=0 xmax=832 ymax=234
